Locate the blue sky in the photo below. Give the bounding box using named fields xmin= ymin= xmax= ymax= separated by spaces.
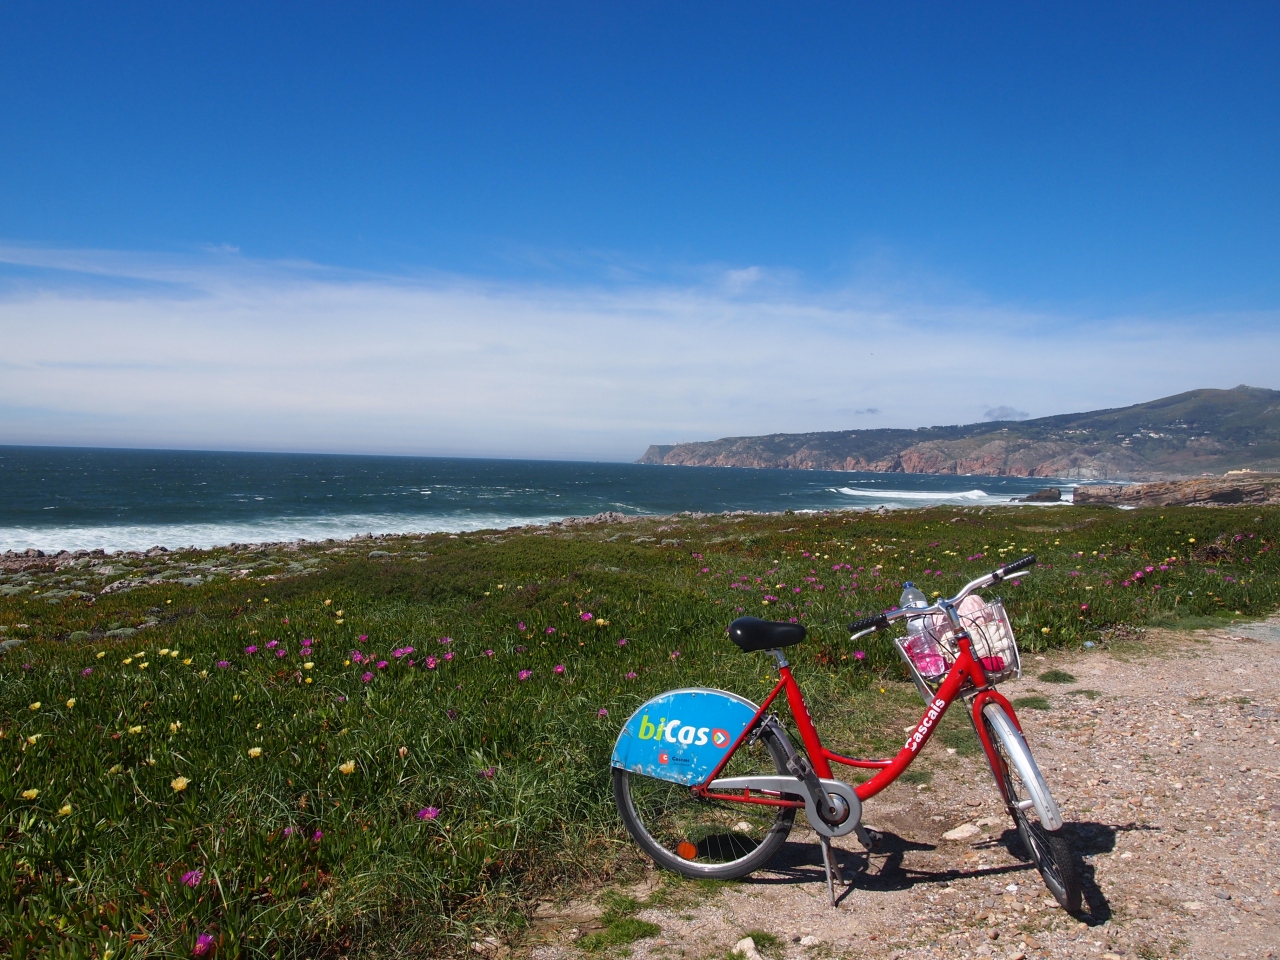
xmin=2 ymin=2 xmax=1278 ymax=459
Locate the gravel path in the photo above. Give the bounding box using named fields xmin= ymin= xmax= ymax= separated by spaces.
xmin=529 ymin=621 xmax=1280 ymax=960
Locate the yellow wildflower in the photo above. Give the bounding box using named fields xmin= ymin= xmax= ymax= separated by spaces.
xmin=324 ymin=599 xmax=332 ymax=606
xmin=96 ymin=651 xmax=106 ymax=659
xmin=123 ymin=658 xmax=133 ymax=665
xmin=21 ymin=789 xmax=38 ymax=800
xmin=184 ymin=658 xmax=192 ymax=665
xmin=108 ymin=764 xmax=122 ymax=774
xmin=200 ymin=670 xmax=208 ymax=678
xmin=29 ymin=702 xmax=41 ymax=711
xmin=26 ymin=734 xmax=40 ymax=745
xmin=170 ymin=776 xmax=189 ymax=792
xmin=138 ymin=662 xmax=149 ymax=669
xmin=1041 ymin=627 xmax=1051 ymax=635
xmin=58 ymin=803 xmax=72 ymax=816
xmin=248 ymin=747 xmax=263 ymax=758
xmin=128 ymin=725 xmax=142 ymax=734
xmin=338 ymin=760 xmax=356 ymax=775
xmin=66 ymin=698 xmax=76 ymax=709
xmin=169 ymin=722 xmax=182 ymax=734
xmin=170 ymin=650 xmax=179 ymax=658
xmin=159 ymin=648 xmax=170 ymax=656
xmin=336 ymin=609 xmax=344 ymax=617
xmin=303 ymin=662 xmax=314 ymax=670
xmin=335 ymin=619 xmax=344 ymax=625
xmin=304 ymin=677 xmax=313 ymax=684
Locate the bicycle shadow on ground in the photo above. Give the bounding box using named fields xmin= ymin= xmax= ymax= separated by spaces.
xmin=751 ymin=822 xmax=1128 ymax=917
xmin=987 ymin=819 xmax=1128 ymax=926
xmin=750 ymin=830 xmax=1037 ymax=906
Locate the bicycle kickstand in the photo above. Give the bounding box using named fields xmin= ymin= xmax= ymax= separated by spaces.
xmin=818 ymin=835 xmax=846 ymax=907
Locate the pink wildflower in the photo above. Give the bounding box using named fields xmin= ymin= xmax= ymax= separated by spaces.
xmin=376 ymin=660 xmax=388 ymax=669
xmin=81 ymin=667 xmax=93 ymax=676
xmin=517 ymin=622 xmax=526 ymax=631
xmin=518 ymin=669 xmax=532 ymax=681
xmin=443 ymin=651 xmax=454 ymax=661
xmin=182 ymin=868 xmax=204 ymax=887
xmin=626 ymin=671 xmax=638 ymax=679
xmin=361 ymin=672 xmax=374 ymax=683
xmin=416 ymin=806 xmax=440 ymax=820
xmin=554 ymin=664 xmax=565 ymax=675
xmin=267 ymin=640 xmax=278 ymax=649
xmin=597 ymin=708 xmax=608 ymax=718
xmin=193 ymin=933 xmax=215 ymax=956
xmin=545 ymin=627 xmax=556 ymax=634
xmin=312 ymin=830 xmax=323 ymax=842
xmin=580 ymin=612 xmax=593 ymax=621
xmin=244 ymin=645 xmax=257 ymax=654
xmin=484 ymin=649 xmax=494 ymax=657
xmin=425 ymin=656 xmax=438 ymax=669
xmin=853 ymin=650 xmax=866 ymax=660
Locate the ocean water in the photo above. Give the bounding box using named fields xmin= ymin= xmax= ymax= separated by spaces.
xmin=0 ymin=446 xmax=1074 ymax=553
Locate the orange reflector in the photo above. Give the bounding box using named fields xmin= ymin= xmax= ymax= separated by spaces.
xmin=676 ymin=841 xmax=698 ymax=861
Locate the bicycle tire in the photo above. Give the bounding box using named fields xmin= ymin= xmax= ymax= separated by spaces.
xmin=980 ymin=703 xmax=1083 ymax=913
xmin=613 ymin=722 xmax=797 ymax=880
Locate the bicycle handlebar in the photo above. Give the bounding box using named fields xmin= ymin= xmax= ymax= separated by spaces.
xmin=846 ymin=554 xmax=1036 ymax=636
xmin=847 ymin=612 xmax=890 ymax=634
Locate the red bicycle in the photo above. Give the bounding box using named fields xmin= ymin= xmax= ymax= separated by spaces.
xmin=611 ymin=554 xmax=1082 ymax=911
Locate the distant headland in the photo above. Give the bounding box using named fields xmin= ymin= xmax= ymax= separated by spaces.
xmin=638 ymin=386 xmax=1280 ymax=481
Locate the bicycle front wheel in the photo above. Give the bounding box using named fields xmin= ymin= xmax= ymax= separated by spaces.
xmin=980 ymin=703 xmax=1082 ymax=913
xmin=613 ymin=722 xmax=796 ymax=880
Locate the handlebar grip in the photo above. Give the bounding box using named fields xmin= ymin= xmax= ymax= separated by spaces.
xmin=847 ymin=613 xmax=890 ymax=633
xmin=999 ymin=554 xmax=1036 ymax=575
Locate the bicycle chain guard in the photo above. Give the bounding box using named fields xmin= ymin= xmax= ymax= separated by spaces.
xmin=706 ymin=773 xmax=862 ymax=838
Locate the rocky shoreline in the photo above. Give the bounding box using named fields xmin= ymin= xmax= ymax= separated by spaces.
xmin=1074 ymin=474 xmax=1280 ymax=508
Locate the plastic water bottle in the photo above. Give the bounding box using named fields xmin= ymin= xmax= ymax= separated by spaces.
xmin=899 ymin=582 xmax=946 ymax=679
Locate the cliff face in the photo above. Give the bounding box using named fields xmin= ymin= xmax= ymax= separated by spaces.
xmin=637 ymin=386 xmax=1280 ymax=480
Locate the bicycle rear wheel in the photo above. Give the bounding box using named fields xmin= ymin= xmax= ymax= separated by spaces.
xmin=613 ymin=722 xmax=797 ymax=880
xmin=980 ymin=703 xmax=1082 ymax=913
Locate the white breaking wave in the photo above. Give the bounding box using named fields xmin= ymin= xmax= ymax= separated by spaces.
xmin=833 ymin=486 xmax=1000 ymax=501
xmin=0 ymin=512 xmax=576 ymax=554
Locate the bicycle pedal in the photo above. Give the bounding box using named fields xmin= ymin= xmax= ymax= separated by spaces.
xmin=855 ymin=826 xmax=884 ymax=853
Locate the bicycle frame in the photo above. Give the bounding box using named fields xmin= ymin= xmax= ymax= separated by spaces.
xmin=694 ymin=630 xmax=1023 ymax=808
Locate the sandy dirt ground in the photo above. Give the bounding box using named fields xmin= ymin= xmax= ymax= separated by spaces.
xmin=526 ymin=618 xmax=1280 ymax=960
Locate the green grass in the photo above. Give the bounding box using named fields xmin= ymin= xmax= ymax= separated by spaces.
xmin=1013 ymin=695 xmax=1053 ymax=711
xmin=1037 ymin=668 xmax=1077 ymax=684
xmin=577 ymin=891 xmax=661 ymax=951
xmin=1071 ymin=688 xmax=1105 ymax=699
xmin=2 ymin=504 xmax=1278 ymax=956
xmin=740 ymin=930 xmax=785 ymax=958
xmin=577 ymin=917 xmax=661 ymax=951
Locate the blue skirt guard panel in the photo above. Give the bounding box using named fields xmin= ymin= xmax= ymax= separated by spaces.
xmin=611 ymin=687 xmax=760 ymax=786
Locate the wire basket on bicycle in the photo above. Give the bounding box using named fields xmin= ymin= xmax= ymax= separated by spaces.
xmin=899 ymin=596 xmax=1021 ymax=687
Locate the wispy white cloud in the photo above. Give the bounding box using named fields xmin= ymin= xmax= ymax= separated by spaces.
xmin=1 ymin=244 xmax=1276 ymax=460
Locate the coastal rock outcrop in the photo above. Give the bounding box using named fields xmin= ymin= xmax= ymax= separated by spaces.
xmin=1073 ymin=475 xmax=1280 ymax=507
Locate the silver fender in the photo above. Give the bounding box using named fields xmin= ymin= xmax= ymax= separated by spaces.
xmin=982 ymin=703 xmax=1064 ymax=831
xmin=708 ymin=774 xmax=863 ymax=838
